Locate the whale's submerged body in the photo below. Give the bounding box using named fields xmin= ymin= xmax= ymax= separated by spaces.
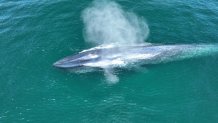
xmin=53 ymin=44 xmax=218 ymax=70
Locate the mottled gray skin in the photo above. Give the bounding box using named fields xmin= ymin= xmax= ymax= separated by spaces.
xmin=53 ymin=44 xmax=217 ymax=69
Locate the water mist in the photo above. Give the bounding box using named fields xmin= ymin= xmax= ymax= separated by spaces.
xmin=82 ymin=0 xmax=149 ymax=83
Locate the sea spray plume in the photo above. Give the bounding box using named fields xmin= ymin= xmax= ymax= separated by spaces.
xmin=82 ymin=0 xmax=149 ymax=45
xmin=82 ymin=0 xmax=149 ymax=83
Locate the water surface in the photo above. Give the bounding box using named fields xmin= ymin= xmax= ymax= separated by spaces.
xmin=1 ymin=0 xmax=218 ymax=122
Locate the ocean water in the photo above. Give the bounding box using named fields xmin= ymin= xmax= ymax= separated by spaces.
xmin=1 ymin=0 xmax=218 ymax=122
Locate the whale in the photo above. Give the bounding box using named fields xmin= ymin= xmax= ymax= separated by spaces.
xmin=53 ymin=43 xmax=218 ymax=70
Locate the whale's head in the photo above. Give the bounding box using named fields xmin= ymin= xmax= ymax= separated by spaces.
xmin=53 ymin=49 xmax=101 ymax=69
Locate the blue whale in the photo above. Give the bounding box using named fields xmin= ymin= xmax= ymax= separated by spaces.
xmin=53 ymin=44 xmax=218 ymax=70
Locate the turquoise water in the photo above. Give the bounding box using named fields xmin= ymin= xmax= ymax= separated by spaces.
xmin=1 ymin=0 xmax=218 ymax=122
